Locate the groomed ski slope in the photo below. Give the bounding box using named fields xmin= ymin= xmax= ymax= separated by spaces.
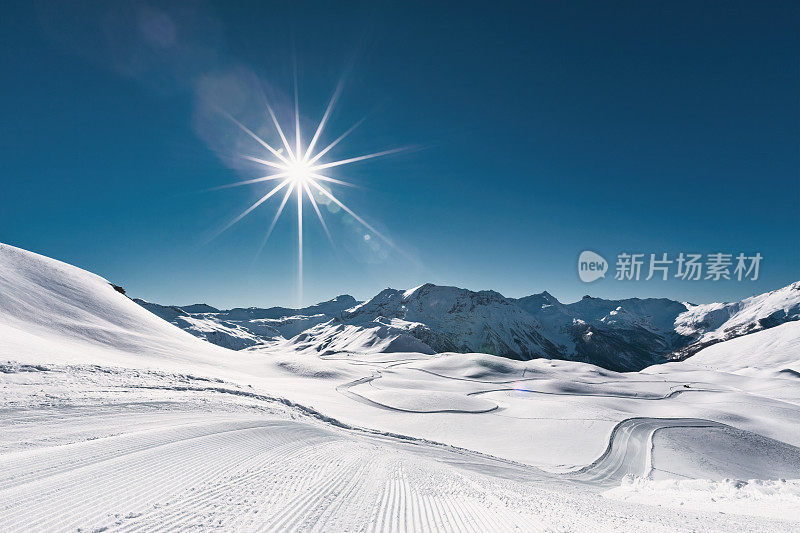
xmin=3 ymin=366 xmax=797 ymax=532
xmin=2 ymin=243 xmax=800 ymax=531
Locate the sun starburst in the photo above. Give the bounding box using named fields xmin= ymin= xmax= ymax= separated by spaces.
xmin=212 ymin=83 xmax=404 ymax=304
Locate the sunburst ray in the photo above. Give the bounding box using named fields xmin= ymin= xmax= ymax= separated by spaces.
xmin=266 ymin=102 xmax=295 ymax=160
xmin=213 ymin=81 xmax=406 ymax=304
xmin=205 ymin=172 xmax=289 ymax=192
xmin=213 ymin=179 xmax=290 ymax=238
xmin=307 ymin=117 xmax=365 ymax=165
xmin=242 ymin=155 xmax=286 ymax=170
xmin=308 ymin=173 xmax=356 ymax=188
xmin=222 ymin=111 xmax=289 ymax=164
xmin=311 ymin=147 xmax=408 ymax=171
xmin=303 ymin=182 xmax=334 ymax=246
xmin=304 ymin=81 xmax=343 ymax=162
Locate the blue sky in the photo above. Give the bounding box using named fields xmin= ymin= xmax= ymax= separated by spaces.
xmin=1 ymin=1 xmax=797 ymax=308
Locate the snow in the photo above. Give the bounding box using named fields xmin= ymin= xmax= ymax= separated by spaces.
xmin=2 ymin=241 xmax=800 ymax=531
xmin=0 ymin=244 xmax=242 ymax=371
xmin=605 ymin=477 xmax=800 ymax=522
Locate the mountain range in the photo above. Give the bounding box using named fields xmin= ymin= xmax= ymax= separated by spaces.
xmin=135 ymin=281 xmax=800 ymax=371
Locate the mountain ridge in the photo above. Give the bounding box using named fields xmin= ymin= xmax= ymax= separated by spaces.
xmin=131 ymin=280 xmax=800 ymax=372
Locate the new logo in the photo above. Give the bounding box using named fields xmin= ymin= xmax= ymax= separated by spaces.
xmin=578 ymin=251 xmax=607 ymax=283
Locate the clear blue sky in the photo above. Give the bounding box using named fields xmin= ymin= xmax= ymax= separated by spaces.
xmin=1 ymin=1 xmax=797 ymax=308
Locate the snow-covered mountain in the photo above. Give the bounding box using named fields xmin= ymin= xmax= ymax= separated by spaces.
xmin=281 ymin=317 xmax=438 ymax=355
xmin=670 ymin=281 xmax=800 ymax=360
xmin=681 ymin=319 xmax=800 ymax=377
xmin=514 ymin=286 xmax=800 ymax=370
xmin=514 ymin=293 xmax=691 ymax=371
xmin=222 ymin=295 xmax=358 ymax=321
xmin=131 ymin=275 xmax=800 ymax=372
xmin=133 ymin=296 xmax=357 ymax=350
xmin=299 ymin=284 xmax=562 ymax=359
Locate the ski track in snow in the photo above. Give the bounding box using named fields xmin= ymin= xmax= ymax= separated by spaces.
xmin=0 ymin=405 xmax=549 ymax=532
xmin=3 ymin=357 xmax=800 ymax=532
xmin=336 ymin=371 xmax=499 ymax=414
xmin=2 ymin=368 xmax=798 ymax=532
xmin=564 ymin=418 xmax=725 ymax=483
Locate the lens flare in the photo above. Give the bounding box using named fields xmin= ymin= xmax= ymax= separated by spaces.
xmin=212 ymin=82 xmax=407 ymax=304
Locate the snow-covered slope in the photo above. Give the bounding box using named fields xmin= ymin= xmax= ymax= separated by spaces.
xmin=0 ymin=243 xmax=242 ymax=371
xmin=277 ymin=317 xmax=437 ymax=355
xmin=681 ymin=320 xmax=800 ymax=377
xmin=133 ymin=298 xmax=271 ymax=350
xmin=671 ymin=282 xmax=800 ymax=359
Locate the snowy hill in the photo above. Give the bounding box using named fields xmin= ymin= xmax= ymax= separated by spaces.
xmin=0 ymin=243 xmax=242 ymax=371
xmin=671 ymin=282 xmax=800 ymax=359
xmin=682 ymin=319 xmax=800 ymax=377
xmin=278 ymin=317 xmax=437 ymax=355
xmin=180 ymin=303 xmax=220 ymax=313
xmin=132 ymin=298 xmax=278 ymax=350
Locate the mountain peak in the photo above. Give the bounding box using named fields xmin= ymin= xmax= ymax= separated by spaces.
xmin=328 ymin=294 xmax=357 ymax=304
xmin=180 ymin=303 xmax=220 ymax=314
xmin=337 ymin=282 xmax=558 ymax=359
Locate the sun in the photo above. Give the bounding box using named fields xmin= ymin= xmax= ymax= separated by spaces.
xmin=285 ymin=159 xmax=313 ymax=186
xmin=210 ymin=81 xmax=406 ymax=304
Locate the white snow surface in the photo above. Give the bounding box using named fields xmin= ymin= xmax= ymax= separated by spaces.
xmin=2 ymin=242 xmax=800 ymax=531
xmin=604 ymin=477 xmax=800 ymax=521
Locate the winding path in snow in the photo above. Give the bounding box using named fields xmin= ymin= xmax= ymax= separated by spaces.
xmin=468 ymin=386 xmax=714 ymax=401
xmin=562 ymin=417 xmax=726 ymax=484
xmin=332 ymin=367 xmax=799 ymax=488
xmin=335 ymin=371 xmax=499 ymax=414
